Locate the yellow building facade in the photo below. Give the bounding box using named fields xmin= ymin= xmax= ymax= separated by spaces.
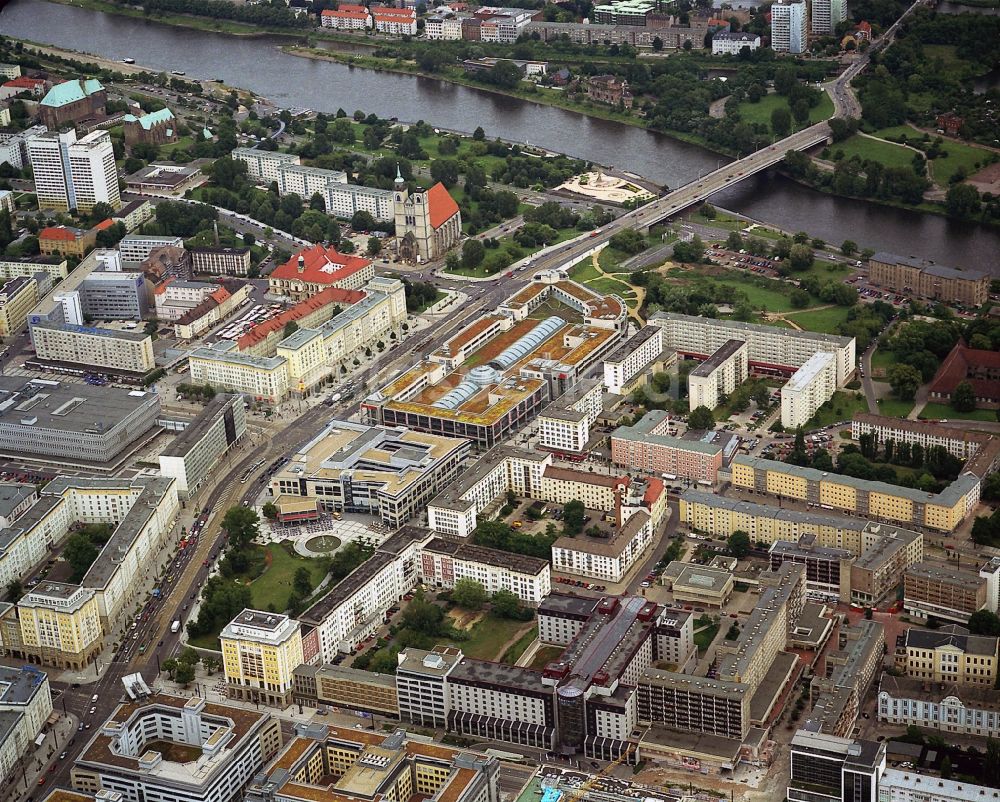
xmin=17 ymin=584 xmax=102 ymax=670
xmin=221 ymin=609 xmax=304 ymax=707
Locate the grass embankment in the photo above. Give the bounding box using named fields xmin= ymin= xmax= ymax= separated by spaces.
xmin=734 ymin=92 xmax=834 ymax=135
xmin=919 ymin=403 xmax=999 ymax=423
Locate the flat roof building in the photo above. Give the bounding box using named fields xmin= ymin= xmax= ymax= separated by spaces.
xmin=611 ymin=409 xmax=724 ymax=484
xmin=602 ymin=325 xmax=664 ymax=396
xmin=221 ymin=610 xmax=303 ymax=708
xmin=688 ymin=338 xmax=748 ymax=413
xmin=781 ymin=351 xmax=837 ymax=429
xmin=904 ymin=562 xmax=988 ymax=624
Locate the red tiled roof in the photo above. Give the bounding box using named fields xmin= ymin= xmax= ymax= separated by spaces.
xmin=153 ymin=277 xmax=175 ymax=296
xmin=929 ymin=340 xmax=1000 ymax=401
xmin=643 ymin=477 xmax=665 ymax=506
xmin=372 ymin=6 xmax=415 ymax=19
xmin=426 ymin=182 xmax=460 ymax=230
xmin=3 ymin=77 xmax=45 ymax=89
xmin=856 ymin=20 xmax=871 ymax=31
xmin=209 ymin=286 xmax=231 ymax=304
xmin=237 ymin=285 xmax=365 ymax=350
xmin=40 ymin=226 xmax=82 ymax=241
xmin=322 ymin=6 xmax=369 ymax=17
xmin=93 ymin=218 xmax=114 ymax=231
xmin=270 ymin=244 xmax=372 ymax=286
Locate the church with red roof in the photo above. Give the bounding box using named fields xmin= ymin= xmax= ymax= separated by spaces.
xmin=392 ymin=169 xmax=462 ymax=263
xmin=268 ymin=244 xmax=375 ymax=301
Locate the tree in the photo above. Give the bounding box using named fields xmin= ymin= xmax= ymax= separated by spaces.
xmin=563 ymin=500 xmax=586 ymax=536
xmin=430 ymin=159 xmax=460 ymax=188
xmin=6 ymin=580 xmax=23 ymax=603
xmin=293 ymin=567 xmax=312 ymax=597
xmin=945 ymin=183 xmax=980 ymax=219
xmin=491 ymin=589 xmax=525 ymax=619
xmin=221 ymin=506 xmax=260 ymax=548
xmin=461 ymin=238 xmax=485 ymax=269
xmin=968 ymin=610 xmax=1000 ymax=637
xmin=790 ymin=288 xmax=810 ymax=308
xmin=351 ymin=210 xmax=376 ymax=232
xmin=178 ymin=646 xmax=200 ymax=667
xmin=725 ymin=231 xmax=743 ymax=251
xmin=840 ymin=240 xmax=858 ymax=256
xmin=473 ymin=126 xmax=485 ymax=141
xmin=952 ymin=380 xmax=976 ymax=413
xmin=402 ymin=594 xmax=445 ymax=634
xmin=770 ymin=106 xmax=792 ymax=137
xmin=174 ymin=662 xmax=196 ymax=685
xmin=688 ymin=405 xmax=715 ymax=431
xmin=672 ymin=236 xmax=705 ymax=264
xmin=940 ymin=755 xmax=952 ymax=780
xmin=261 ymin=502 xmax=278 ymax=520
xmin=887 ymin=364 xmax=923 ymax=402
xmin=452 ymin=578 xmax=488 ymax=610
xmin=788 ymin=243 xmax=814 ymax=271
xmin=64 ymin=533 xmax=99 ymax=582
xmin=727 ymin=530 xmax=751 ymax=559
xmin=161 ymin=657 xmax=177 ymax=678
xmin=283 ymin=320 xmax=299 ymax=339
xmin=367 ymin=236 xmax=382 ymax=257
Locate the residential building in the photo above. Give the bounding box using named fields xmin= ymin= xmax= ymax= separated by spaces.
xmin=850 ymin=522 xmax=924 ymax=606
xmin=418 ymin=537 xmax=551 ymax=604
xmin=243 ymin=725 xmax=499 ymax=802
xmin=771 ymin=0 xmax=807 ymax=53
xmin=393 ymin=176 xmax=462 ymax=262
xmin=879 ymin=770 xmax=1000 ymax=802
xmin=0 ymin=484 xmax=37 ymax=528
xmin=38 ymin=78 xmax=106 ymax=129
xmin=27 ymin=129 xmax=120 ymax=212
xmin=526 ymin=19 xmax=710 ymax=48
xmin=851 ymin=413 xmax=996 ymax=463
xmin=173 ymin=280 xmax=253 ymax=340
xmin=38 ymin=225 xmax=97 ymax=258
xmin=781 ymin=351 xmax=837 ymax=429
xmin=271 ymin=419 xmax=470 ymax=530
xmin=587 ymin=75 xmax=633 ymax=108
xmin=191 ymin=246 xmax=252 ymax=276
xmin=807 ymin=619 xmax=885 ymax=737
xmin=110 ymin=198 xmax=155 ymax=232
xmin=371 ymin=6 xmax=418 ymax=34
xmin=154 ymin=279 xmax=220 ymax=322
xmin=593 ymin=0 xmax=656 ymax=25
xmin=730 ymin=456 xmax=980 ymax=533
xmin=0 ymin=76 xmax=47 ymax=100
xmin=70 ymin=695 xmax=283 ymax=802
xmin=878 ymin=675 xmax=1000 ymax=739
xmin=869 ymin=252 xmax=989 ymax=308
xmin=787 ymin=730 xmax=885 ymax=802
xmin=688 ymin=339 xmax=748 ymax=412
xmin=712 ymin=31 xmax=761 ymax=54
xmin=221 ymin=610 xmax=304 ymax=707
xmin=537 ymin=379 xmax=603 ymax=455
xmin=188 ymin=343 xmax=290 ymax=403
xmin=928 ymin=340 xmax=1000 ymax=410
xmin=0 ymin=189 xmax=13 ymax=215
xmin=0 ymin=275 xmax=40 ymax=337
xmin=122 ymin=107 xmax=177 ymax=147
xmin=611 ymin=410 xmax=724 ymax=484
xmin=118 ymin=235 xmax=184 ymax=266
xmin=425 ymin=15 xmax=466 ymax=39
xmin=899 ymin=626 xmax=999 ymax=687
xmin=268 ymin=245 xmax=374 ymax=300
xmin=14 ymin=583 xmax=104 ymax=670
xmin=0 ymin=665 xmax=52 ymax=785
xmin=603 ymin=325 xmax=664 ymax=396
xmin=231 ymin=148 xmax=301 ymax=183
xmin=158 ymin=393 xmax=247 ymax=497
xmin=552 ymin=506 xmax=654 ymax=583
xmin=291 ymin=664 xmax=399 ymax=716
xmin=29 ymin=321 xmax=155 ymax=374
xmin=0 ymin=65 xmax=21 ymax=80
xmin=0 ymin=256 xmax=68 ymax=286
xmin=903 ymin=562 xmax=988 ymax=624
xmin=811 ymin=0 xmax=847 ymax=35
xmin=650 ymin=312 xmax=856 ymax=385
xmin=0 ymin=125 xmax=46 ymax=171
xmin=320 ymin=4 xmax=372 ymax=28
xmin=324 ymin=182 xmax=394 ymax=221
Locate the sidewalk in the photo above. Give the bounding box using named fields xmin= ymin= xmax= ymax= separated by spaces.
xmin=1 ymin=712 xmax=77 ymax=802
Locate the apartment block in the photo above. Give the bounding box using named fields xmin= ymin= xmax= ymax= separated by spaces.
xmin=688 ymin=339 xmax=748 ymax=412
xmin=190 ymin=247 xmax=252 ymax=277
xmin=27 ymin=129 xmax=120 ymax=212
xmin=231 ymin=147 xmax=300 ymax=182
xmin=602 ymin=325 xmax=664 ymax=396
xmin=869 ymin=252 xmax=989 ymax=308
xmin=221 ymin=610 xmax=304 ymax=707
xmin=810 ymin=0 xmax=847 ymax=34
xmin=0 ymin=256 xmax=68 ymax=285
xmin=418 ymin=538 xmax=551 ymax=604
xmin=611 ymin=409 xmax=724 ymax=484
xmin=851 ymin=413 xmax=995 ymax=462
xmin=781 ymin=351 xmax=837 ymax=429
xmin=904 ymin=562 xmax=988 ymax=624
xmin=0 ymin=276 xmax=40 ymax=337
xmin=0 ymin=666 xmax=53 ymax=785
xmin=537 ymin=378 xmax=603 ymax=455
xmin=118 ymin=235 xmax=184 ymax=265
xmin=29 ymin=321 xmax=155 ymax=374
xmin=771 ymin=0 xmax=807 ymax=53
xmin=158 ymin=393 xmax=247 ymax=497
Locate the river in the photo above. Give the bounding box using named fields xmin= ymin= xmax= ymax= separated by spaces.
xmin=2 ymin=0 xmax=998 ymax=271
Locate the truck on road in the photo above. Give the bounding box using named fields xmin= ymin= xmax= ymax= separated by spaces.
xmin=171 ymin=620 xmax=181 ymax=633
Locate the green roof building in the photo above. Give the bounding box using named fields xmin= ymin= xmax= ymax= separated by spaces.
xmin=39 ymin=78 xmax=106 ymax=128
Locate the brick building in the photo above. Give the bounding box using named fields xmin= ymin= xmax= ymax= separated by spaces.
xmin=587 ymin=75 xmax=633 ymax=108
xmin=38 ymin=78 xmax=106 ymax=129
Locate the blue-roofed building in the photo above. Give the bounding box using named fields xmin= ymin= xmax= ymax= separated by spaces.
xmin=123 ymin=106 xmax=178 ymax=148
xmin=39 ymin=78 xmax=106 ymax=128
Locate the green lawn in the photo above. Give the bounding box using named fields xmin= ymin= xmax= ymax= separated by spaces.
xmin=437 ymin=615 xmax=535 ymax=661
xmin=794 ymin=259 xmax=854 ymax=283
xmin=927 ymin=140 xmax=997 ymax=185
xmin=919 ymin=403 xmax=999 ymax=423
xmin=834 ymin=135 xmax=916 ymax=170
xmin=528 ymin=644 xmax=565 ymax=670
xmin=734 ymin=92 xmax=834 ymax=135
xmin=590 ymin=276 xmax=635 ymax=298
xmin=701 ymin=277 xmax=804 ymax=313
xmin=870 ymin=348 xmax=896 ymax=376
xmin=875 ymin=397 xmax=914 ymax=418
xmin=248 ymin=541 xmax=329 ymax=613
xmin=569 ymin=257 xmax=602 ymax=284
xmin=785 ymin=306 xmax=851 ymax=335
xmin=694 ymin=623 xmax=720 ymax=653
xmin=808 ymin=391 xmax=868 ymax=428
xmin=500 ymin=626 xmax=538 ymax=664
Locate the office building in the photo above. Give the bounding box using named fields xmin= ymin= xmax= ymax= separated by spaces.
xmin=771 ymin=0 xmax=807 ymax=53
xmin=730 ymin=456 xmax=979 ymax=533
xmin=71 ymin=695 xmax=283 ymax=802
xmin=394 ymin=176 xmax=462 ymax=262
xmin=79 ymin=269 xmax=147 ymax=320
xmin=537 ymin=379 xmax=603 ymax=455
xmin=770 ymin=537 xmax=853 ymax=602
xmin=155 ymin=279 xmax=224 ymax=322
xmin=602 ymin=325 xmax=664 ymax=396
xmin=27 ymin=129 xmax=120 ymax=212
xmin=0 ymin=275 xmax=40 ymax=337
xmin=29 ymin=321 xmax=155 ymax=374
xmin=688 ymin=339 xmax=748 ymax=412
xmin=903 ymin=562 xmax=988 ymax=624
xmin=811 ymin=0 xmax=847 ymax=35
xmin=660 ymin=561 xmax=735 ymax=607
xmin=807 ymin=619 xmax=884 ymax=737
xmin=711 ymin=31 xmax=761 ymax=54
xmin=788 ymin=730 xmax=884 ymax=802
xmin=292 ymin=664 xmax=398 ymax=716
xmin=592 ymin=0 xmax=656 ymax=24
xmin=188 ymin=343 xmax=289 ymax=403
xmin=0 ymin=377 xmax=160 ymax=464
xmin=243 ymin=725 xmax=499 ymax=802
xmin=878 ymin=674 xmax=1000 ymax=739
xmin=13 ymin=583 xmax=104 ymax=670
xmin=899 ymin=626 xmax=999 ymax=687
xmin=158 ymin=393 xmax=247 ymax=497
xmin=611 ymin=410 xmax=725 ymax=484
xmin=869 ymin=252 xmax=989 ymax=308
xmin=118 ymin=235 xmax=184 ymax=266
xmin=270 ymin=419 xmax=470 ymax=530
xmin=221 ymin=610 xmax=304 ymax=707
xmin=190 ymin=247 xmax=252 ymax=277
xmin=781 ymin=351 xmax=837 ymax=428
xmin=123 ymin=162 xmax=202 ymax=195
xmin=38 ymin=78 xmax=106 ymax=129
xmin=650 ymin=312 xmax=855 ymax=385
xmin=879 ymin=770 xmax=1000 ymax=802
xmin=172 ymin=281 xmax=253 ymax=340
xmin=0 ymin=665 xmax=53 ymax=784
xmin=268 ymin=245 xmax=374 ymax=300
